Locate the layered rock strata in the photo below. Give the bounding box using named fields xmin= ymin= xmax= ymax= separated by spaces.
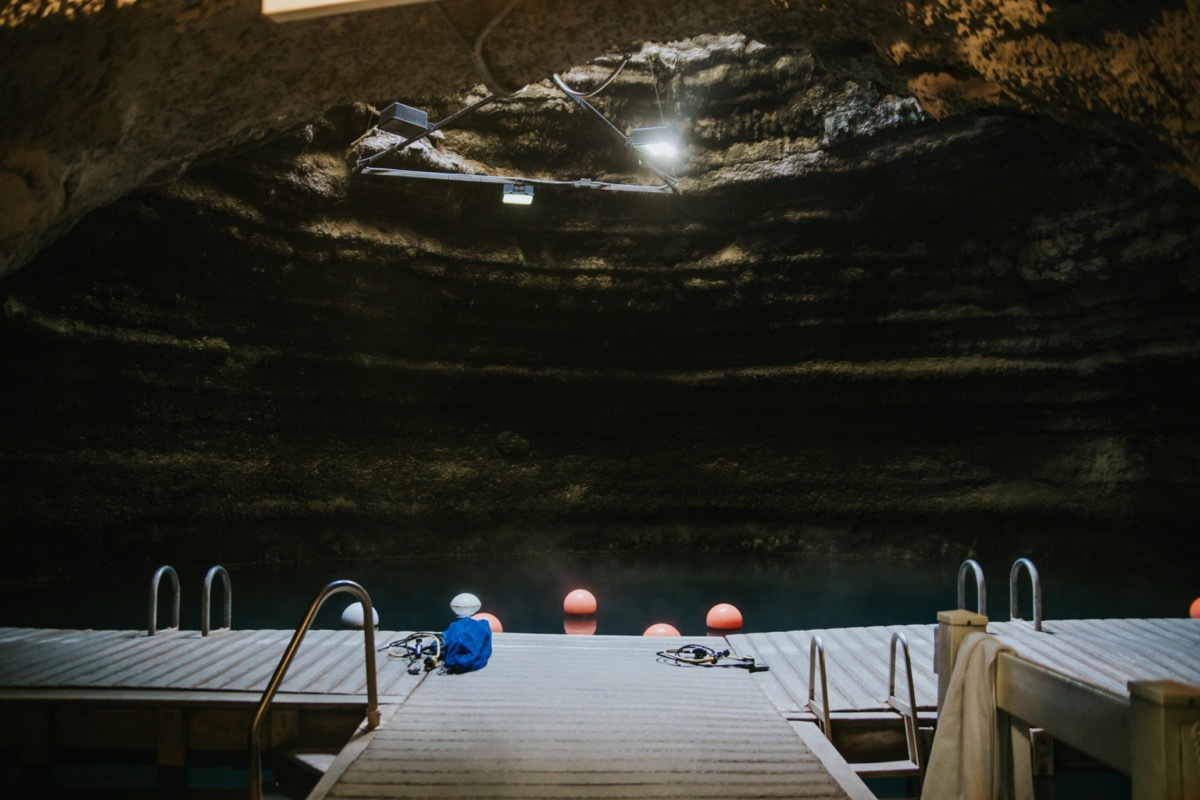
xmin=2 ymin=36 xmax=1197 ymax=575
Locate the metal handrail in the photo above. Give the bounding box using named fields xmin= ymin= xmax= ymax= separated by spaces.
xmin=807 ymin=636 xmax=832 ymax=738
xmin=887 ymin=631 xmax=924 ymax=777
xmin=148 ymin=565 xmax=180 ymax=636
xmin=202 ymin=565 xmax=232 ymax=636
xmin=957 ymin=559 xmax=987 ymax=616
xmin=1009 ymin=557 xmax=1042 ymax=631
xmin=248 ymin=580 xmax=380 ymax=800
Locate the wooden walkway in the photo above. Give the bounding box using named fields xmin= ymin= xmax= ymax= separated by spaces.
xmin=0 ymin=627 xmax=423 ymax=701
xmin=2 ymin=618 xmax=1197 ymax=797
xmin=728 ymin=618 xmax=1200 ymax=721
xmin=308 ymin=633 xmax=871 ymax=800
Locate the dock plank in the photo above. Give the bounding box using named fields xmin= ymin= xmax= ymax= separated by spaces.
xmin=317 ymin=633 xmax=868 ymax=800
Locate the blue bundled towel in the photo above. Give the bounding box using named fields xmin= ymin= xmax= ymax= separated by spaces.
xmin=442 ymin=616 xmax=492 ymax=673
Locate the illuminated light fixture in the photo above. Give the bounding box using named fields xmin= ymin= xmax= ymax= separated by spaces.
xmin=262 ymin=0 xmax=435 ymax=23
xmin=502 ymin=182 xmax=534 ymax=205
xmin=629 ymin=126 xmax=680 ymax=161
xmin=378 ymin=102 xmax=429 ymax=138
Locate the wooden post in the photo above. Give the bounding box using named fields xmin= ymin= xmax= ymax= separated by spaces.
xmin=935 ymin=609 xmax=988 ymax=710
xmin=1128 ymin=679 xmax=1200 ymax=800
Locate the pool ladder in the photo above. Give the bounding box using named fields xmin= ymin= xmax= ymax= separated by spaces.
xmin=247 ymin=579 xmax=380 ymax=800
xmin=808 ymin=633 xmax=927 ymax=785
xmin=957 ymin=557 xmax=1042 ymax=631
xmin=148 ymin=565 xmax=233 ymax=636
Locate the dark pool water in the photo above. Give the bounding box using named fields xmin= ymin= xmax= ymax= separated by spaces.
xmin=0 ymin=551 xmax=1194 ymax=635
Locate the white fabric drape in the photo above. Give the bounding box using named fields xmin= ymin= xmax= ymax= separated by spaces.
xmin=921 ymin=632 xmax=1034 ymax=800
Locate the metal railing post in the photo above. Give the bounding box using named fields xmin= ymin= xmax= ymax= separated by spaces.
xmin=149 ymin=565 xmax=180 ymax=636
xmin=1009 ymin=558 xmax=1042 ymax=631
xmin=247 ymin=580 xmax=379 ymax=800
xmin=957 ymin=559 xmax=987 ymax=616
xmin=202 ymin=566 xmax=232 ymax=636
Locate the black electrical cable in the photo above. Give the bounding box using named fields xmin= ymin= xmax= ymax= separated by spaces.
xmin=552 ymin=56 xmax=632 ymax=99
xmin=657 ymin=644 xmax=770 ymax=671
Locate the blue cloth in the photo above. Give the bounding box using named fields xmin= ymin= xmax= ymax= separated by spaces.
xmin=443 ymin=616 xmax=492 ymax=673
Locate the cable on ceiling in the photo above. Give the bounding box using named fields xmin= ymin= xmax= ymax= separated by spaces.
xmin=435 ymin=0 xmax=525 ymax=97
xmin=552 ymin=55 xmax=632 ymax=99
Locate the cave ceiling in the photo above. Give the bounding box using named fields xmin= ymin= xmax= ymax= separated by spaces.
xmin=1 ymin=1 xmax=1199 ymax=573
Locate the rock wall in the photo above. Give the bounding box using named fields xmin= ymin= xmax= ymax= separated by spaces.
xmin=2 ymin=36 xmax=1198 ymax=576
xmin=2 ymin=1 xmax=1198 ymax=279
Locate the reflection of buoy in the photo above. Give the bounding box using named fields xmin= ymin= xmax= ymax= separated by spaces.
xmin=563 ymin=589 xmax=597 ymax=615
xmin=643 ymin=623 xmax=680 ymax=637
xmin=1191 ymin=597 xmax=1200 ymax=619
xmin=706 ymin=603 xmax=743 ymax=630
xmin=450 ymin=592 xmax=482 ymax=618
xmin=473 ymin=612 xmax=503 ymax=633
xmin=340 ymin=602 xmax=379 ymax=629
xmin=564 ymin=616 xmax=597 ymax=635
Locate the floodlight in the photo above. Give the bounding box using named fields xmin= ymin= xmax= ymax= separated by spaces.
xmin=629 ymin=126 xmax=679 ymax=160
xmin=502 ymin=182 xmax=534 ymax=205
xmin=378 ymin=102 xmax=430 ymax=138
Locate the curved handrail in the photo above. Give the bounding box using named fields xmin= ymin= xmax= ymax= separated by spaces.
xmin=148 ymin=565 xmax=180 ymax=636
xmin=888 ymin=631 xmax=924 ymax=774
xmin=1009 ymin=557 xmax=1042 ymax=632
xmin=807 ymin=636 xmax=832 ymax=738
xmin=201 ymin=565 xmax=232 ymax=636
xmin=957 ymin=559 xmax=987 ymax=616
xmin=248 ymin=580 xmax=380 ymax=800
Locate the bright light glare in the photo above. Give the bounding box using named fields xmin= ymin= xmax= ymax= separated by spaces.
xmin=639 ymin=141 xmax=678 ymax=159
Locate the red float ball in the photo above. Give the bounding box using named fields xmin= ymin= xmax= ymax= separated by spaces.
xmin=706 ymin=603 xmax=743 ymax=630
xmin=643 ymin=623 xmax=681 ymax=637
xmin=564 ymin=617 xmax=597 ymax=635
xmin=472 ymin=612 xmax=503 ymax=633
xmin=1190 ymin=597 xmax=1200 ymax=619
xmin=563 ymin=588 xmax=597 ymax=615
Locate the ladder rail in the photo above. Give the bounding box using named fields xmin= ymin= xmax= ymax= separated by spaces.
xmin=807 ymin=635 xmax=832 ymax=738
xmin=887 ymin=631 xmax=925 ymax=779
xmin=247 ymin=579 xmax=380 ymax=800
xmin=201 ymin=565 xmax=232 ymax=636
xmin=148 ymin=565 xmax=180 ymax=636
xmin=1009 ymin=557 xmax=1043 ymax=631
xmin=957 ymin=558 xmax=987 ymax=616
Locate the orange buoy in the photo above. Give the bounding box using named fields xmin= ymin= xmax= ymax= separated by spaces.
xmin=563 ymin=588 xmax=597 ymax=616
xmin=1190 ymin=597 xmax=1200 ymax=619
xmin=564 ymin=616 xmax=597 ymax=635
xmin=706 ymin=603 xmax=743 ymax=630
xmin=643 ymin=622 xmax=681 ymax=637
xmin=472 ymin=612 xmax=503 ymax=633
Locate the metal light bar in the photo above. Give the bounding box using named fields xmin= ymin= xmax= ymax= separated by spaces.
xmin=262 ymin=0 xmax=434 ymax=23
xmin=355 ymin=94 xmax=500 ymax=173
xmin=360 ymin=168 xmax=676 ymax=194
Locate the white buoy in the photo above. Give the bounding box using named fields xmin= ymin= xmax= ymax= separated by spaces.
xmin=340 ymin=602 xmax=379 ymax=629
xmin=450 ymin=592 xmax=482 ymax=618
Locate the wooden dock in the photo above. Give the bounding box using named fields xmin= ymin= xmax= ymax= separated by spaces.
xmin=728 ymin=618 xmax=1200 ymax=722
xmin=307 ymin=633 xmax=872 ymax=800
xmin=2 ymin=617 xmax=1197 ymax=797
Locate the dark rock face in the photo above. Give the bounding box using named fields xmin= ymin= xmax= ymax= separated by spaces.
xmin=2 ymin=33 xmax=1198 ymax=577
